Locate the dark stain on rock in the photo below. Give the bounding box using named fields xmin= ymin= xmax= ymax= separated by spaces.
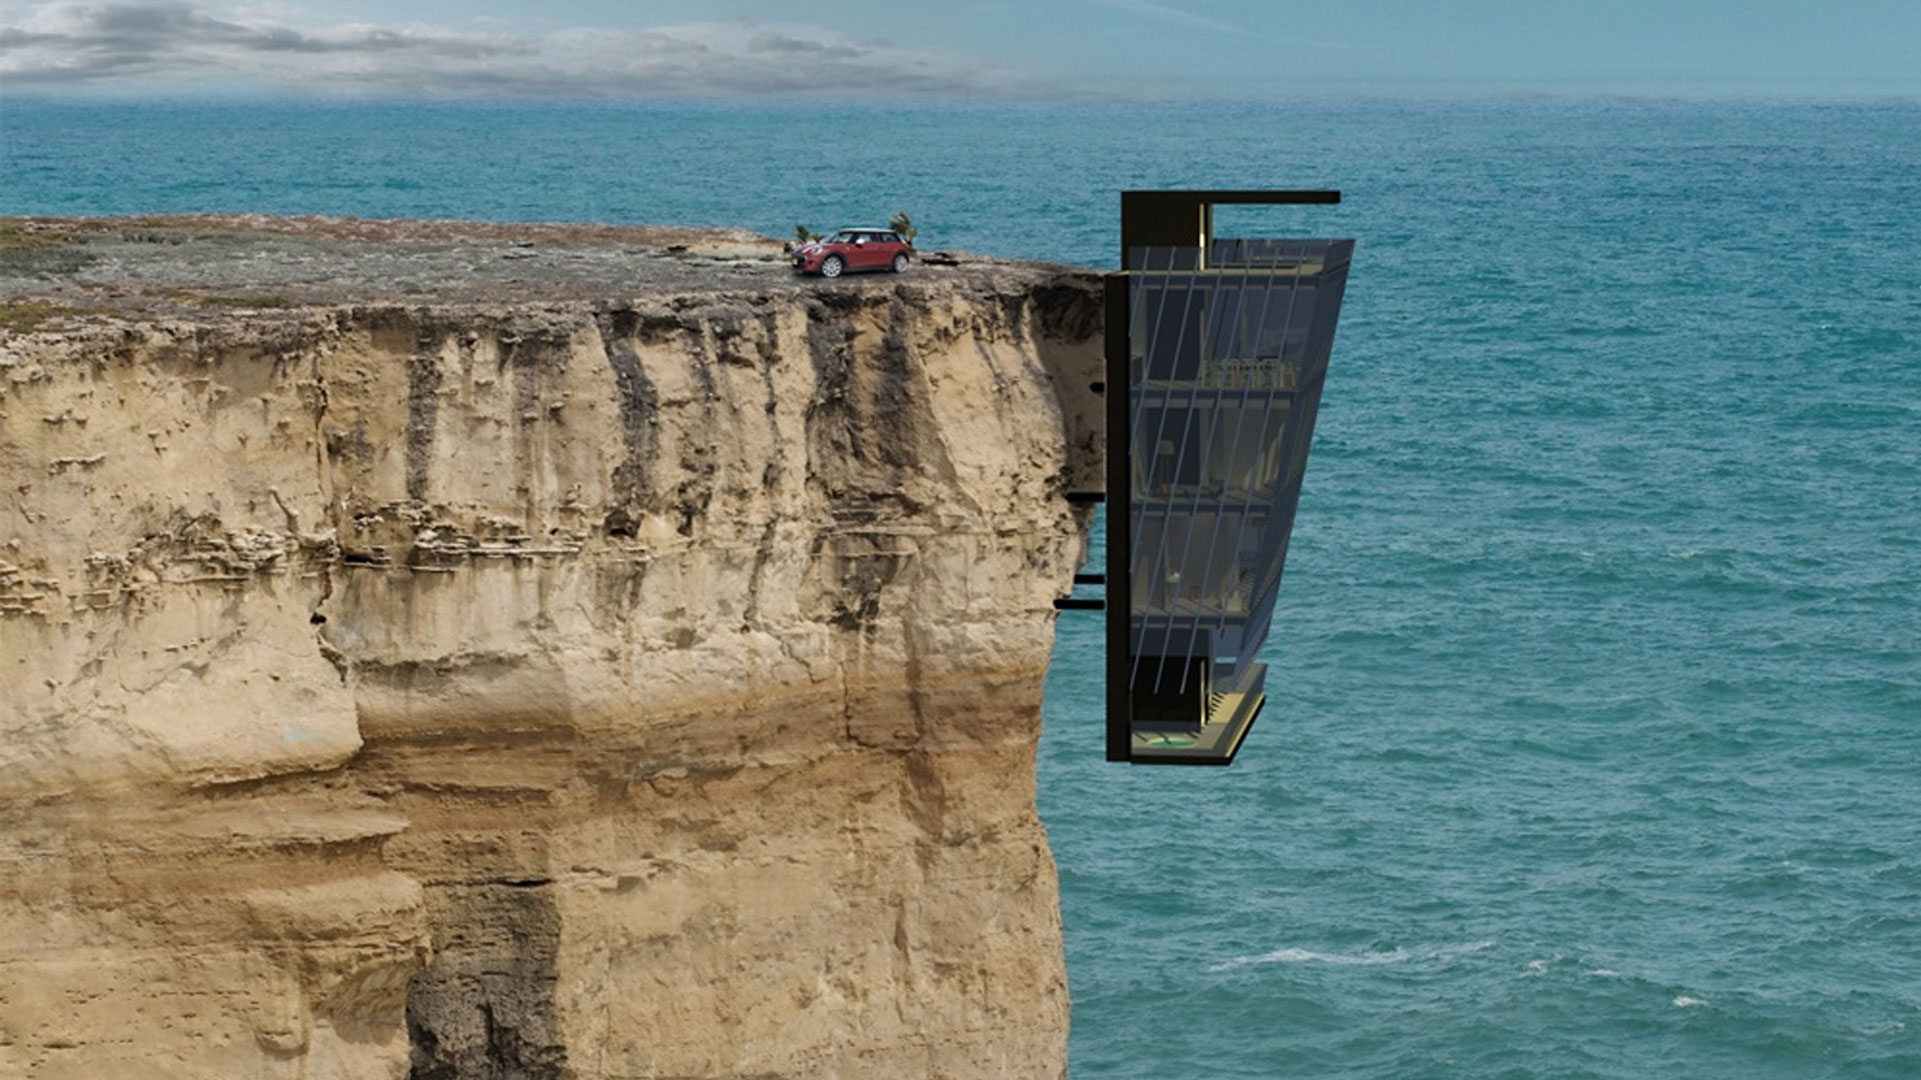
xmin=828 ymin=591 xmax=883 ymax=633
xmin=673 ymin=323 xmax=719 ymax=537
xmin=828 ymin=542 xmax=904 ymax=633
xmin=755 ymin=310 xmax=787 ymax=491
xmin=325 ymin=419 xmax=375 ymax=471
xmin=804 ymin=300 xmax=853 ymax=404
xmin=1033 ymin=277 xmax=1104 ymax=341
xmin=803 ymin=299 xmax=856 ymax=491
xmin=406 ymin=881 xmax=565 ymax=1080
xmin=999 ymin=293 xmax=1030 ymax=348
xmin=594 ymin=309 xmax=658 ymax=513
xmin=754 ymin=311 xmax=784 ymax=369
xmin=635 ymin=309 xmax=699 ymax=347
xmin=872 ymin=298 xmax=918 ymax=471
xmin=800 ymin=295 xmax=944 ymax=513
xmin=504 ymin=332 xmax=542 ymax=432
xmin=708 ymin=309 xmax=757 ymax=368
xmin=601 ymin=506 xmax=638 ymax=539
xmin=405 ymin=338 xmax=440 ymax=503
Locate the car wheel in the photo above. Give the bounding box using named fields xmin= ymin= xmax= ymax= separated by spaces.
xmin=820 ymin=254 xmax=844 ymax=279
xmin=891 ymin=253 xmax=910 ymax=274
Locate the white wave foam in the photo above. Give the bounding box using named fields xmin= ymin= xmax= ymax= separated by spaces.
xmin=1673 ymin=995 xmax=1708 ymax=1008
xmin=1522 ymin=951 xmax=1565 ymax=976
xmin=1212 ymin=940 xmax=1493 ymax=972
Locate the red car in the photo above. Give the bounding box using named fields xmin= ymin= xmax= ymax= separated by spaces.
xmin=792 ymin=228 xmax=913 ymax=278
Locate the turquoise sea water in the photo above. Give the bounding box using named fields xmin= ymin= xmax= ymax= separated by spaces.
xmin=6 ymin=99 xmax=1919 ymax=1078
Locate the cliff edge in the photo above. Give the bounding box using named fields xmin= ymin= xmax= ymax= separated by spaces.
xmin=0 ymin=218 xmax=1104 ymax=1079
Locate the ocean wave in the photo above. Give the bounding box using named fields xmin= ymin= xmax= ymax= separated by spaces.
xmin=1211 ymin=940 xmax=1494 ymax=972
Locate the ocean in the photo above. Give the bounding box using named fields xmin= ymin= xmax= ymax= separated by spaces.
xmin=5 ymin=97 xmax=1919 ymax=1078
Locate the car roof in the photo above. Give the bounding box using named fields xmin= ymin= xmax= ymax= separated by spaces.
xmin=836 ymin=228 xmax=893 ymax=234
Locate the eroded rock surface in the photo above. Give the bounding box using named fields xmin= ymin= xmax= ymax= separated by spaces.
xmin=0 ymin=218 xmax=1104 ymax=1079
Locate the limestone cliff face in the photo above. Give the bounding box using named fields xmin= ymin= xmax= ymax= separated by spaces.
xmin=0 ymin=228 xmax=1103 ymax=1079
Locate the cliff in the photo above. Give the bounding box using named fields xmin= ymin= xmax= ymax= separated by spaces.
xmin=0 ymin=218 xmax=1104 ymax=1079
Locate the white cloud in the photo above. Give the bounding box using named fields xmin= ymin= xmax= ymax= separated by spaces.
xmin=0 ymin=1 xmax=1034 ymax=96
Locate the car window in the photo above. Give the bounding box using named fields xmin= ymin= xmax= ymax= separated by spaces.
xmin=829 ymin=232 xmax=854 ymax=243
xmin=883 ymin=233 xmax=901 ymax=244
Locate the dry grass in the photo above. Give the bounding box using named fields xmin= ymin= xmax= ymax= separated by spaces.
xmin=153 ymin=288 xmax=292 ymax=309
xmin=0 ymin=300 xmax=83 ymax=332
xmin=186 ymin=294 xmax=292 ymax=309
xmin=0 ymin=224 xmax=73 ymax=254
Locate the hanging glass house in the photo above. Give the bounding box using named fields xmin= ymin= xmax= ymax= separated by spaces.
xmin=1102 ymin=191 xmax=1353 ymax=764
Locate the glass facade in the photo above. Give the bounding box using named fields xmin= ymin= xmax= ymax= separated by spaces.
xmin=1108 ymin=229 xmax=1352 ymax=764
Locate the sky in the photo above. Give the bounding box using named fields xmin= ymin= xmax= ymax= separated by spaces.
xmin=1 ymin=0 xmax=1917 ymax=100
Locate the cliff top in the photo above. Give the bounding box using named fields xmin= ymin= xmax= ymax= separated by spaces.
xmin=0 ymin=215 xmax=1084 ymax=332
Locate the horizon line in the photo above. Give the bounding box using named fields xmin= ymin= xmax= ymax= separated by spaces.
xmin=5 ymin=87 xmax=1919 ymax=108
